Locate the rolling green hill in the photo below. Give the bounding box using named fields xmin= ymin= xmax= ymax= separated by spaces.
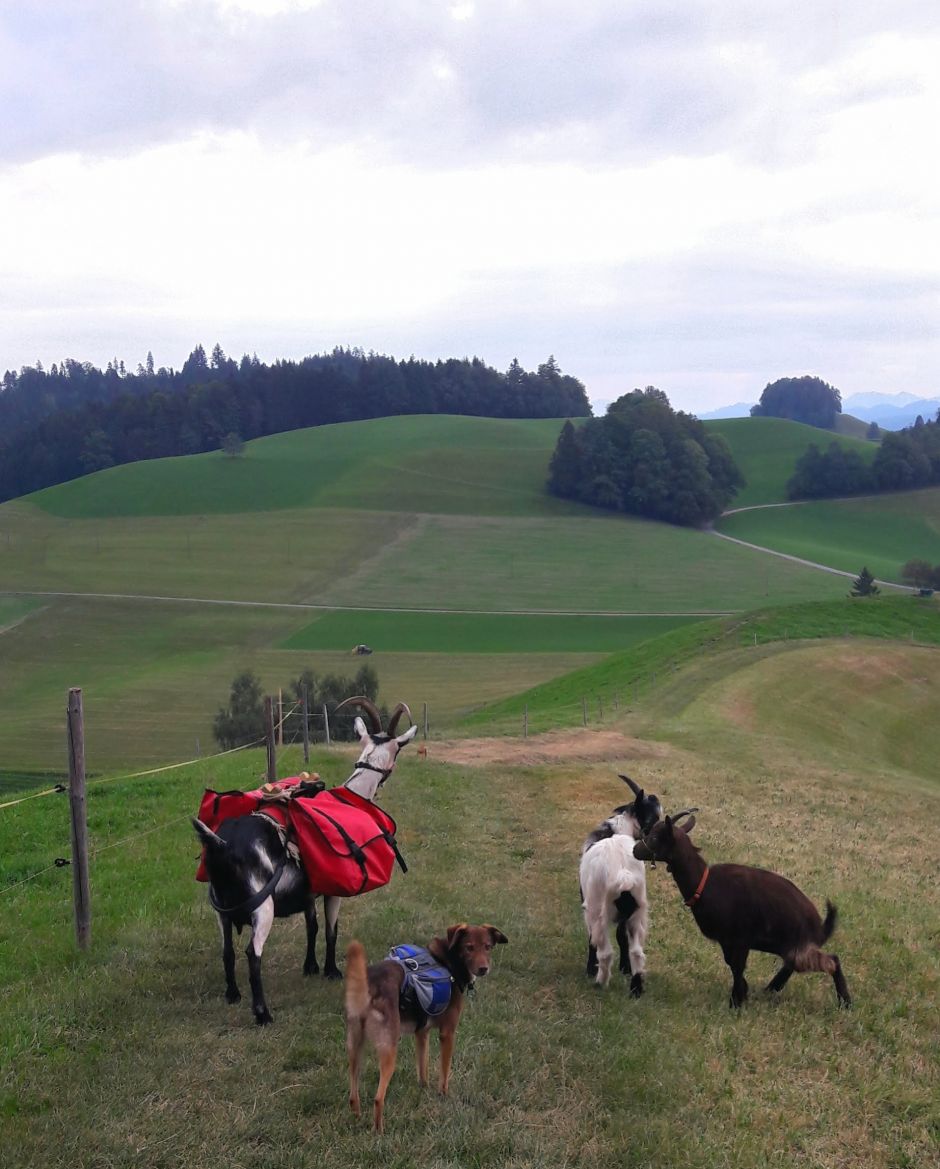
xmin=461 ymin=594 xmax=940 ymax=734
xmin=31 ymin=415 xmax=583 ymax=519
xmin=0 ymin=413 xmax=928 ymax=776
xmin=705 ymin=416 xmax=876 ymax=509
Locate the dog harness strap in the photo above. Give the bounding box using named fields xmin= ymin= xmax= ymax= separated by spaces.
xmin=685 ymin=866 xmax=710 ymax=908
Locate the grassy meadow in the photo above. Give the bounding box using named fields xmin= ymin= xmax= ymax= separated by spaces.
xmin=1 ymin=639 xmax=937 ymax=1168
xmin=707 ymin=416 xmax=876 ymax=509
xmin=717 ymin=487 xmax=940 ymax=583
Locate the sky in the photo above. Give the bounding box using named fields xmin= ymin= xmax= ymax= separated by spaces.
xmin=1 ymin=0 xmax=938 ymax=415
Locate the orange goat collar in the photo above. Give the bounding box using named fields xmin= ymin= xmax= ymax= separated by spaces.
xmin=684 ymin=867 xmax=710 ymax=907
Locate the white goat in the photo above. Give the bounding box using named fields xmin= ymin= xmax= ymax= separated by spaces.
xmin=578 ymin=775 xmax=659 ymax=994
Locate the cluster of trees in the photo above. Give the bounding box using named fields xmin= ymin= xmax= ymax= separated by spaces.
xmin=0 ymin=346 xmax=590 ymax=502
xmin=751 ymin=376 xmax=842 ymax=429
xmin=213 ymin=663 xmax=386 ymax=750
xmin=547 ymin=387 xmax=743 ymax=527
xmin=788 ymin=420 xmax=940 ymax=500
xmin=900 ymin=559 xmax=940 ymax=591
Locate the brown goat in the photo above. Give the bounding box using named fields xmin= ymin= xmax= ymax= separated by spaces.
xmin=634 ymin=815 xmax=851 ymax=1009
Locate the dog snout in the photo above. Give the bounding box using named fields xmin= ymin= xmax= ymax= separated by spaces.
xmin=475 ymin=964 xmax=490 ymax=977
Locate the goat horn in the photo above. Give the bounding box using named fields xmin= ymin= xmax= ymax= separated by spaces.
xmin=387 ymin=702 xmax=413 ymax=735
xmin=334 ymin=695 xmax=382 ymax=735
xmin=669 ymin=807 xmax=699 ymax=826
xmin=618 ymin=773 xmax=642 ymax=796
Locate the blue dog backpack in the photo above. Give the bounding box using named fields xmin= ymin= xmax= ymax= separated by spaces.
xmin=387 ymin=944 xmax=454 ymax=1018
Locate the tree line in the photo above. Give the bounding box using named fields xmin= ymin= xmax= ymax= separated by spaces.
xmin=0 ymin=346 xmax=590 ymax=502
xmin=787 ymin=417 xmax=940 ymax=500
xmin=547 ymin=387 xmax=743 ymax=527
xmin=214 ymin=662 xmax=387 ymax=749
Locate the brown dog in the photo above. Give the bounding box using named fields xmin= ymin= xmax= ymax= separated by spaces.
xmin=344 ymin=923 xmax=508 ymax=1133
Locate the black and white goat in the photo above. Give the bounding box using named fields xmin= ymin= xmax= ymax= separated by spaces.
xmin=192 ymin=697 xmax=417 ymax=1024
xmin=579 ymin=775 xmax=662 ymax=993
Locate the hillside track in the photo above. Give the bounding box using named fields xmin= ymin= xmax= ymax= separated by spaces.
xmin=710 ymin=526 xmax=911 ymax=593
xmin=2 ymin=588 xmax=737 ymax=618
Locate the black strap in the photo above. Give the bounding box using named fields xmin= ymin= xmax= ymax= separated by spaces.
xmin=209 ymin=856 xmax=285 ymax=918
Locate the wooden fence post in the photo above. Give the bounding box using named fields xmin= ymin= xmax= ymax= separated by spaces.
xmin=66 ymin=688 xmax=91 ymax=951
xmin=423 ymin=702 xmax=429 ymax=740
xmin=322 ymin=703 xmax=331 ymax=748
xmin=277 ymin=687 xmax=284 ymax=748
xmin=523 ymin=704 xmax=528 ymax=740
xmin=582 ymin=697 xmax=587 ymax=727
xmin=598 ymin=695 xmax=603 ymax=721
xmin=302 ymin=685 xmax=310 ymax=766
xmin=264 ymin=696 xmax=277 ymax=781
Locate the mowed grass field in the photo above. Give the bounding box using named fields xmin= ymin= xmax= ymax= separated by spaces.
xmin=707 ymin=416 xmax=876 ymax=509
xmin=1 ymin=640 xmax=937 ymax=1168
xmin=717 ymin=487 xmax=940 ymax=583
xmin=0 ymin=596 xmax=602 ymax=775
xmin=0 ymin=414 xmax=866 ymax=779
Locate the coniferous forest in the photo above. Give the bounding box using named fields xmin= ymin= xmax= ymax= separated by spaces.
xmin=0 ymin=345 xmax=590 ymax=502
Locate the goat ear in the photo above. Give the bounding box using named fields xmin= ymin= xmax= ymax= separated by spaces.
xmin=486 ymin=926 xmax=509 ymax=945
xmin=353 ymin=716 xmax=371 ymax=743
xmin=446 ymin=923 xmax=468 ymax=948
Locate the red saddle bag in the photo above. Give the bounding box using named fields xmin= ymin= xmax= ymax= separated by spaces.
xmin=194 ymin=778 xmax=300 ymax=882
xmin=195 ymin=780 xmax=403 ymax=896
xmin=288 ymin=787 xmax=402 ymax=897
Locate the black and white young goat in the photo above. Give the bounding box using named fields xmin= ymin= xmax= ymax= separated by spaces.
xmin=192 ymin=697 xmax=417 ymax=1024
xmin=579 ymin=775 xmax=662 ymax=993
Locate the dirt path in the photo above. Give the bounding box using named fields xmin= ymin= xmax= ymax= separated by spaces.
xmin=419 ymin=726 xmax=671 ymax=768
xmin=0 ymin=588 xmax=735 ymax=617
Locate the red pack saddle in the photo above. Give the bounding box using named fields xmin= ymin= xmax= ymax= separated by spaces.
xmin=195 ymin=777 xmax=405 ymax=897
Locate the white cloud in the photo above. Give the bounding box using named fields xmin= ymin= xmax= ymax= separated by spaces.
xmin=0 ymin=1 xmax=938 ymax=409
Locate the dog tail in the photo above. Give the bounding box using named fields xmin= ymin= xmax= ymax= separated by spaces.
xmin=344 ymin=940 xmax=370 ymax=1018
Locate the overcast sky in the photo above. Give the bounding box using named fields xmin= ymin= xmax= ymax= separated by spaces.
xmin=1 ymin=0 xmax=937 ymax=413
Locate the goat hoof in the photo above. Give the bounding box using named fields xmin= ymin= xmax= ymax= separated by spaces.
xmin=225 ymin=989 xmax=241 ymax=1004
xmin=303 ymin=963 xmax=320 ymax=977
xmin=324 ymin=968 xmax=343 ymax=982
xmin=838 ymin=997 xmax=852 ymax=1010
xmin=255 ymin=1010 xmax=274 ymax=1025
xmin=629 ymin=976 xmax=644 ymax=998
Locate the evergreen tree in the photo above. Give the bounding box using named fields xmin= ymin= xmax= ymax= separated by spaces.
xmin=213 ymin=670 xmax=266 ymax=749
xmin=849 ymin=567 xmax=880 ymax=597
xmin=546 ymin=420 xmax=584 ymax=498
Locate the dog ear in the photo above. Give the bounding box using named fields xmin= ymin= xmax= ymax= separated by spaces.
xmin=445 ymin=923 xmax=468 ymax=948
xmin=485 ymin=926 xmax=508 ymax=945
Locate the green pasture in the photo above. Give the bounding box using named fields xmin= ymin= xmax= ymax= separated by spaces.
xmin=706 ymin=416 xmax=876 ymax=509
xmin=31 ymin=415 xmax=582 ymax=519
xmin=462 ymin=594 xmax=940 ymax=734
xmin=282 ymin=610 xmax=701 ymax=654
xmin=0 ymin=596 xmax=600 ymax=778
xmin=318 ymin=513 xmax=849 ymax=613
xmin=717 ymin=487 xmax=940 ymax=583
xmin=2 ymin=641 xmax=937 ymax=1168
xmin=0 ymin=500 xmax=849 ymax=613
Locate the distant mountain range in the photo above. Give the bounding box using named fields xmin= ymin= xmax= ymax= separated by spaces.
xmin=700 ymin=392 xmax=939 ymax=430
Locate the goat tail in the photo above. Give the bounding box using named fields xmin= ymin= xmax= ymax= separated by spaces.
xmin=821 ymin=900 xmax=838 ymax=943
xmin=344 ymin=940 xmax=370 ymax=1018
